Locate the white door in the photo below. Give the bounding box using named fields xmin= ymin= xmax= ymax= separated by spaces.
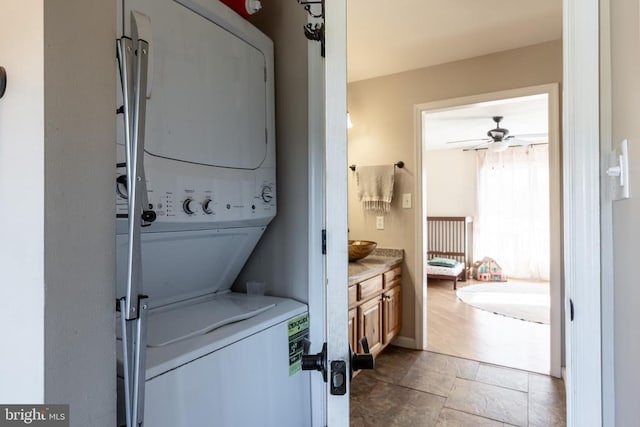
xmin=317 ymin=0 xmax=351 ymax=425
xmin=316 ymin=1 xmax=605 ymax=426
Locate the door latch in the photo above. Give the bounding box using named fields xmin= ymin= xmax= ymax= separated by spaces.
xmin=300 ymin=343 xmax=347 ymax=395
xmin=302 ymin=337 xmax=375 ymax=396
xmin=330 ymin=360 xmax=347 ymax=395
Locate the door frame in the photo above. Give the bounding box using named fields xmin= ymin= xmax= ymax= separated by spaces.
xmin=562 ymin=0 xmax=604 ymax=425
xmin=414 ymin=83 xmax=562 ymax=378
xmin=320 ymin=0 xmax=605 ymax=425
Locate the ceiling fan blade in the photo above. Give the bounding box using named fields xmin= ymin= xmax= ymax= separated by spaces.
xmin=508 ymin=138 xmax=548 ymax=146
xmin=508 ymin=133 xmax=548 ymax=140
xmin=470 ymin=140 xmax=492 ymax=150
xmin=445 ymin=137 xmax=491 ymax=145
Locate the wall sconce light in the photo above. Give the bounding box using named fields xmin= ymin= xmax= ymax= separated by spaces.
xmin=347 ymin=112 xmax=353 ymax=129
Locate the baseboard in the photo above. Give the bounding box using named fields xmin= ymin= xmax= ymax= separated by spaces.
xmin=391 ymin=335 xmax=417 ymax=349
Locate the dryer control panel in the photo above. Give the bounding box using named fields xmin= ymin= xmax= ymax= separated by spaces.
xmin=116 ymin=152 xmax=276 ymax=232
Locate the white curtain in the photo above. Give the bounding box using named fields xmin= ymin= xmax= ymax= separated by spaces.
xmin=475 ymin=145 xmax=550 ymax=281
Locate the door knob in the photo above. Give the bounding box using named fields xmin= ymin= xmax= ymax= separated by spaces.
xmin=350 ymin=336 xmax=374 ymax=378
xmin=301 ymin=342 xmax=328 ymax=382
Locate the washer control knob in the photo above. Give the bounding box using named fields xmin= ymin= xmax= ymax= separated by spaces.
xmin=183 ymin=198 xmax=196 ymax=215
xmin=202 ymin=199 xmax=213 ymax=215
xmin=261 ymin=185 xmax=273 ymax=203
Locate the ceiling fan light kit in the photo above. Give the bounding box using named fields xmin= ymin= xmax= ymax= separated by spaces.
xmin=488 ymin=140 xmax=509 ymax=152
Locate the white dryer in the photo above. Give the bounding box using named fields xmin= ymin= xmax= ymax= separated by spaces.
xmin=115 ymin=1 xmax=311 ymax=425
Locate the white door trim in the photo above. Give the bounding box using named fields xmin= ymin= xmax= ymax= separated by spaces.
xmin=413 ymin=84 xmax=562 ymax=378
xmin=324 ymin=0 xmax=350 ymax=425
xmin=307 ymin=37 xmax=327 ymax=427
xmin=563 ymin=0 xmax=603 ymax=425
xmin=598 ymin=0 xmax=615 ymax=425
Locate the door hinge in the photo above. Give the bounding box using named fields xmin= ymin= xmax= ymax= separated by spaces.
xmin=570 ymin=298 xmax=574 ymax=321
xmin=321 ymin=229 xmax=326 ymax=254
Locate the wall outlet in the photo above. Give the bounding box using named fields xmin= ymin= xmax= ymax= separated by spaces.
xmin=402 ymin=193 xmax=412 ymax=208
xmin=376 ymin=216 xmax=384 ymax=230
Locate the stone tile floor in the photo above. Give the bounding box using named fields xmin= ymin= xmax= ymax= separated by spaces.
xmin=350 ymin=346 xmax=566 ymax=427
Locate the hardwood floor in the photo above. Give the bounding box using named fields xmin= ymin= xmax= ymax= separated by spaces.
xmin=427 ymin=279 xmax=550 ymax=374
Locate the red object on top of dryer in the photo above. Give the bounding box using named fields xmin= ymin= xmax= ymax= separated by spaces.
xmin=219 ymin=0 xmax=262 ymax=18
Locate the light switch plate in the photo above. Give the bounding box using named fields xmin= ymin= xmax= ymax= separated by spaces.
xmin=402 ymin=193 xmax=412 ymax=208
xmin=607 ymin=139 xmax=630 ymax=200
xmin=376 ymin=216 xmax=384 ymax=230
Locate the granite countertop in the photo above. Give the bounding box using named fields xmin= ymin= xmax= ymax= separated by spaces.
xmin=348 ymin=248 xmax=403 ymax=286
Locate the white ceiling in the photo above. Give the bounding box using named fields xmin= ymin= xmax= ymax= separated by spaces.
xmin=347 ymin=0 xmax=562 ymax=82
xmin=422 ymin=94 xmax=549 ymax=151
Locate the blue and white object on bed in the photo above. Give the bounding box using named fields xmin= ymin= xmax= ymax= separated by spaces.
xmin=426 ymin=258 xmax=465 ymax=290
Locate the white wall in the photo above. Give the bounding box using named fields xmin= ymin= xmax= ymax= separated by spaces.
xmin=0 ymin=2 xmax=116 ymax=425
xmin=425 ymin=149 xmax=476 ymax=217
xmin=0 ymin=0 xmax=45 ymax=403
xmin=608 ymin=0 xmax=640 ymax=423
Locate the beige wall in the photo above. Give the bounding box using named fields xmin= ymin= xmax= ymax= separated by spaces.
xmin=43 ymin=2 xmax=116 ymax=424
xmin=609 ymin=0 xmax=640 ymax=423
xmin=347 ymin=40 xmax=562 ymax=341
xmin=235 ymin=1 xmax=311 ymax=302
xmin=425 ymin=149 xmax=477 ymax=217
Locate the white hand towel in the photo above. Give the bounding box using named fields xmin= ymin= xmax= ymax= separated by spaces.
xmin=356 ymin=165 xmax=395 ymax=213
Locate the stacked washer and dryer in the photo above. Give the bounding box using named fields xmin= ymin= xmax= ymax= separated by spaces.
xmin=115 ymin=1 xmax=311 ymax=425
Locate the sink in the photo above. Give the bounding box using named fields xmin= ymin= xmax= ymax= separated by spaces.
xmin=348 ymin=240 xmax=377 ymax=262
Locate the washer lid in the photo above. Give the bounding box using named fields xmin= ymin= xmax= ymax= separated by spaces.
xmin=147 ymin=293 xmax=276 ymax=347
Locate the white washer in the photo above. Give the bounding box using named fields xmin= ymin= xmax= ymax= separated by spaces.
xmin=117 ymin=291 xmax=310 ymax=427
xmin=115 ymin=1 xmax=311 ymax=425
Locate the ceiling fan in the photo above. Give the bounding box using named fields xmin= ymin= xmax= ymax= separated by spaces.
xmin=445 ymin=116 xmax=546 ymax=152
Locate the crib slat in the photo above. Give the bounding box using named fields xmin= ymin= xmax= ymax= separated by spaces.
xmin=426 ymin=216 xmax=473 ymax=269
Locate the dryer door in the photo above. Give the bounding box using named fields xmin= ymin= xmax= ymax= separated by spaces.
xmin=120 ymin=0 xmax=269 ymax=170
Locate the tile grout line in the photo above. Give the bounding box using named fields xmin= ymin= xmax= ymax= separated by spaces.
xmin=454 ymin=375 xmax=530 ymax=395
xmin=365 ymin=372 xmax=453 ymax=400
xmin=441 ymin=406 xmax=513 ymax=426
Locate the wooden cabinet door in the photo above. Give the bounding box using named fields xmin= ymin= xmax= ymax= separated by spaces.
xmin=348 ymin=308 xmax=357 ymax=354
xmin=383 ymin=285 xmax=401 ymax=345
xmin=358 ymin=296 xmax=383 ymax=356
